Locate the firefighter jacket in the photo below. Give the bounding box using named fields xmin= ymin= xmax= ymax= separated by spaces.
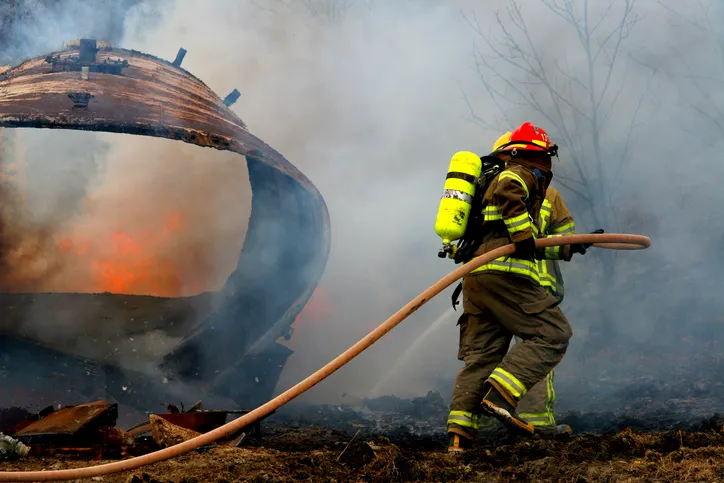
xmin=469 ymin=158 xmax=552 ymax=283
xmin=537 ymin=186 xmax=575 ymax=298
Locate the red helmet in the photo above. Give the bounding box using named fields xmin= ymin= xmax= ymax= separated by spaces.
xmin=494 ymin=122 xmax=557 ymax=155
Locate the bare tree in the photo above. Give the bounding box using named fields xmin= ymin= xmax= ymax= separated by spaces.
xmin=625 ymin=1 xmax=724 ymax=245
xmin=648 ymin=0 xmax=724 ymax=141
xmin=464 ymin=0 xmax=650 ymax=233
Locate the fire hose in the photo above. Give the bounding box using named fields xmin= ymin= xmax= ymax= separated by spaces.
xmin=0 ymin=233 xmax=650 ymax=481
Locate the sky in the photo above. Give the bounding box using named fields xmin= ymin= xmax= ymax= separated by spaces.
xmin=1 ymin=0 xmax=723 ymax=411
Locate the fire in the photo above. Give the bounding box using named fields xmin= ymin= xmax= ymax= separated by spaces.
xmin=56 ymin=211 xmax=208 ymax=297
xmin=295 ymin=288 xmax=334 ymax=327
xmin=0 ymin=131 xmax=251 ymax=297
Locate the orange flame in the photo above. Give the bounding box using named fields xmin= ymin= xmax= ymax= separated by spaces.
xmin=295 ymin=288 xmax=334 ymax=327
xmin=56 ymin=211 xmax=209 ymax=297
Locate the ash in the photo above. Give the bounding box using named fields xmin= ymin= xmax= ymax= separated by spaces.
xmin=270 ymin=391 xmax=449 ymax=440
xmin=268 ymin=388 xmax=724 ymax=444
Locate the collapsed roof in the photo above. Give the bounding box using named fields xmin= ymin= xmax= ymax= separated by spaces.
xmin=0 ymin=39 xmax=331 ymax=410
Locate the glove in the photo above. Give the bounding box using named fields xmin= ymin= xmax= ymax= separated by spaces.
xmin=513 ymin=236 xmax=536 ymax=260
xmin=570 ymin=228 xmax=604 ymax=256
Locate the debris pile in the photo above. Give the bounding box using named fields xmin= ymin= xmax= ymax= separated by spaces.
xmin=0 ymin=393 xmax=721 ymax=481
xmin=11 ymin=400 xmax=129 ymax=459
xmin=2 ymin=421 xmax=723 ymax=482
xmin=0 ymin=399 xmax=272 ymax=461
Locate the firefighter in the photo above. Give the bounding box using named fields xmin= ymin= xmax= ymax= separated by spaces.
xmin=447 ymin=122 xmax=581 ymax=453
xmin=513 ymin=184 xmax=590 ymax=435
xmin=491 ymin=132 xmax=596 ymax=436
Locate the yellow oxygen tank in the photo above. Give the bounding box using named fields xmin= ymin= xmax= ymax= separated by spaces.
xmin=434 ymin=151 xmax=482 ymax=258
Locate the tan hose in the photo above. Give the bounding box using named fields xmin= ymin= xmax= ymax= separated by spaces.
xmin=0 ymin=233 xmax=650 ymax=482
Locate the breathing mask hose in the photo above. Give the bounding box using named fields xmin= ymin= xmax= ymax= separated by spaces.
xmin=0 ymin=233 xmax=651 ymax=481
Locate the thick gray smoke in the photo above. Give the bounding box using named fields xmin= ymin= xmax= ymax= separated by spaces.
xmin=0 ymin=0 xmax=251 ymax=374
xmin=211 ymin=0 xmax=720 ymax=409
xmin=2 ymin=0 xmax=722 ymax=416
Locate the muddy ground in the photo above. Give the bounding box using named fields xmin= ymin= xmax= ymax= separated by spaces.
xmin=2 ymin=337 xmax=724 ymax=483
xmin=1 ymin=411 xmax=722 ymax=483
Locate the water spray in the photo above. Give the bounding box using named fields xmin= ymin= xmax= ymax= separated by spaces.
xmin=369 ymin=307 xmax=455 ymax=396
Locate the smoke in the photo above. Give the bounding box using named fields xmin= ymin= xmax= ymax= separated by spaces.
xmin=173 ymin=0 xmax=718 ymax=409
xmin=0 ymin=0 xmax=252 ymax=373
xmin=0 ymin=0 xmax=142 ymax=64
xmin=0 ymin=132 xmax=251 ymax=369
xmin=1 ymin=0 xmax=723 ymax=417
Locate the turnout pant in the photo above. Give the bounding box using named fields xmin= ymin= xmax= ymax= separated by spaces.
xmin=514 ymin=336 xmax=558 ymax=427
xmin=447 ymin=272 xmax=572 ymax=438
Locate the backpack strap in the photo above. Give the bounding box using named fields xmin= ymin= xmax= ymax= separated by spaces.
xmin=451 ymin=282 xmax=463 ymax=311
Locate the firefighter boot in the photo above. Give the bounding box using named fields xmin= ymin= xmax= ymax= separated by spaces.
xmin=480 ymin=380 xmax=535 ymax=436
xmin=447 ymin=432 xmax=474 ymax=454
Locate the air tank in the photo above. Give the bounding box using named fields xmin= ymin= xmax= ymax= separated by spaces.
xmin=434 ymin=151 xmax=482 ymax=256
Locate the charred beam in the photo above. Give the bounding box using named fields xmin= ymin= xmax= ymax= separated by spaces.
xmin=223 ymin=89 xmax=241 ymax=107
xmin=172 ymin=47 xmax=187 ymax=67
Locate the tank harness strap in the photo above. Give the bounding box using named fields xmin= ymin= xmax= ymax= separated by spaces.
xmin=451 ymin=281 xmax=463 ymax=311
xmin=446 ymin=171 xmax=477 ymax=183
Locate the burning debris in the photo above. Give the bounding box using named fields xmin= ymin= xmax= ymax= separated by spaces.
xmin=0 ymin=398 xmax=272 ymax=461
xmin=54 ymin=210 xmax=194 ymax=296
xmin=0 ymin=38 xmax=330 ymax=415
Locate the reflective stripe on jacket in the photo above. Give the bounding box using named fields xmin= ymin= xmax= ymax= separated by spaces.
xmin=469 ymin=161 xmax=549 ymax=282
xmin=536 ymin=186 xmax=575 ymax=297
